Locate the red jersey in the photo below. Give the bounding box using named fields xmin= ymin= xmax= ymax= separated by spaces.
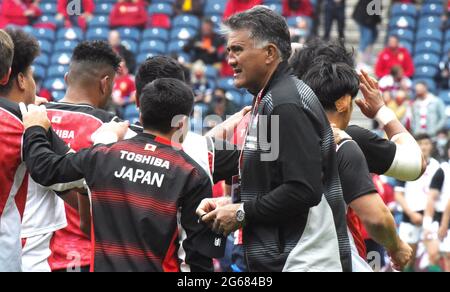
xmin=44 ymin=102 xmax=118 ymax=271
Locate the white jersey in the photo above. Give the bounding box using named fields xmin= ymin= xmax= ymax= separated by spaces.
xmin=435 ymin=162 xmax=450 ymax=213
xmin=396 ymin=158 xmax=440 ymax=212
xmin=182 ymin=132 xmax=214 ymax=180
xmin=20 ymin=177 xmax=67 ymax=238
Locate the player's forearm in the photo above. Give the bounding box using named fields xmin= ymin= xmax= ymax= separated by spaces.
xmin=362 ymin=206 xmax=402 ymax=254
xmin=424 ymin=190 xmax=438 ymax=222
xmin=23 ymin=126 xmax=84 ymax=186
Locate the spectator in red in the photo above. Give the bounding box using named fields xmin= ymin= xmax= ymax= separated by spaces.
xmin=223 ymin=0 xmax=262 ymax=20
xmin=55 ymin=0 xmax=95 ymax=31
xmin=282 ymin=0 xmax=313 ymax=17
xmin=110 ymin=0 xmax=148 ymax=29
xmin=375 ymin=35 xmax=414 ymax=79
xmin=112 ymin=60 xmax=136 ymax=107
xmin=0 ymin=0 xmax=42 ymax=28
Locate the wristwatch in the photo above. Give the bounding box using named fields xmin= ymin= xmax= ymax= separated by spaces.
xmin=236 ymin=203 xmax=246 ymax=224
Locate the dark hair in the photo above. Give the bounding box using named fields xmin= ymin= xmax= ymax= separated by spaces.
xmin=415 ymin=133 xmax=432 ymax=142
xmin=0 ymin=29 xmax=14 ymax=80
xmin=140 ymin=78 xmax=194 ymax=133
xmin=71 ymin=40 xmax=121 ymax=72
xmin=223 ymin=5 xmax=292 ymax=61
xmin=135 ymin=56 xmax=185 ymax=101
xmin=289 ymin=38 xmax=355 ymax=80
xmin=0 ymin=28 xmax=40 ymax=95
xmin=302 ymin=61 xmax=359 ymax=111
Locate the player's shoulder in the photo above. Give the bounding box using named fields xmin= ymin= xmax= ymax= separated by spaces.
xmin=45 ymin=102 xmax=117 ymax=123
xmin=337 ymin=140 xmax=366 ymax=164
xmin=0 ymin=97 xmax=22 ymax=120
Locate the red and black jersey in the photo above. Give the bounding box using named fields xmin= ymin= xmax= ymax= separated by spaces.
xmin=43 ymin=102 xmax=118 ymax=271
xmin=0 ymin=98 xmax=67 ymax=272
xmin=23 ymin=127 xmax=225 ymax=272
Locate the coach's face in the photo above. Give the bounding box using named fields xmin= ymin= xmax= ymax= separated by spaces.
xmin=227 ymin=30 xmax=272 ymax=94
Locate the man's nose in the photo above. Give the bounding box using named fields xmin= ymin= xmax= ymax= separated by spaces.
xmin=228 ymin=53 xmax=237 ymax=67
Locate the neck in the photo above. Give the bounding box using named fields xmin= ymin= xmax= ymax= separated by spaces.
xmin=61 ymin=87 xmax=99 ymax=107
xmin=143 ymin=129 xmax=176 ymax=143
xmin=252 ymin=61 xmax=281 ymax=94
xmin=4 ymin=88 xmax=26 ymax=104
xmin=326 ymin=111 xmax=347 ymax=130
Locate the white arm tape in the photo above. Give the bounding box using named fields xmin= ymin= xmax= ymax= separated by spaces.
xmin=92 ymin=131 xmax=118 ymax=145
xmin=375 ymin=106 xmax=397 ymax=128
xmin=92 ymin=128 xmax=137 ymax=145
xmin=384 ymin=133 xmax=423 ymax=181
xmin=48 ymin=178 xmax=86 ymax=192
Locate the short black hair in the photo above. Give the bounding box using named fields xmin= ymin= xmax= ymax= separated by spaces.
xmin=0 ymin=29 xmax=14 ymax=80
xmin=135 ymin=56 xmax=185 ymax=100
xmin=0 ymin=28 xmax=40 ymax=95
xmin=223 ymin=5 xmax=292 ymax=61
xmin=302 ymin=61 xmax=359 ymax=111
xmin=140 ymin=78 xmax=194 ymax=133
xmin=71 ymin=40 xmax=121 ymax=72
xmin=415 ymin=133 xmax=432 ymax=142
xmin=289 ymin=38 xmax=355 ymax=80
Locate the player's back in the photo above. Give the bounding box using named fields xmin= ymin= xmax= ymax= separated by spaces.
xmin=84 ymin=133 xmax=218 ymax=272
xmin=43 ymin=101 xmax=117 ymax=271
xmin=0 ymin=98 xmax=28 ymax=272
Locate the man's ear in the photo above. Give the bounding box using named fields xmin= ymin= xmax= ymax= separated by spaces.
xmin=16 ymin=72 xmax=26 ymax=91
xmin=0 ymin=68 xmax=11 ymax=85
xmin=64 ymin=72 xmax=69 ymax=85
xmin=335 ymin=95 xmax=352 ymax=113
xmin=265 ymin=44 xmax=279 ymax=64
xmin=100 ymin=75 xmax=110 ymax=95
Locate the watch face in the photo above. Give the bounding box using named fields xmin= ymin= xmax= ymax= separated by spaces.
xmin=236 ymin=210 xmax=245 ymax=222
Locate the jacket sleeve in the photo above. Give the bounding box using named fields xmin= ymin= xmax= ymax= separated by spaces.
xmin=179 ymin=170 xmax=225 ymax=272
xmin=244 ymin=103 xmax=324 ymax=224
xmin=23 ymin=126 xmax=92 ymax=189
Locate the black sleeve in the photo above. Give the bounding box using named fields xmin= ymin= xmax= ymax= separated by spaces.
xmin=346 ymin=125 xmax=397 ymax=175
xmin=179 ymin=171 xmax=226 ymax=272
xmin=47 ymin=128 xmax=70 ymax=155
xmin=210 ymin=138 xmax=239 ymax=184
xmin=337 ymin=141 xmax=377 ymax=205
xmin=430 ymin=168 xmax=445 ymax=191
xmin=244 ymin=104 xmax=324 ymax=223
xmin=23 ymin=126 xmax=92 ymax=187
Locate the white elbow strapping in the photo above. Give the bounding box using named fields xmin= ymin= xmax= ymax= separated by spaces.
xmin=385 ymin=141 xmax=422 ymax=181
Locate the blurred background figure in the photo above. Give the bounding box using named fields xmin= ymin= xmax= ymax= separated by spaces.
xmin=353 ymin=0 xmax=381 ymax=66
xmin=411 ymin=82 xmax=447 ymax=137
xmin=56 ymin=0 xmax=95 ymax=31
xmin=108 ymin=30 xmax=136 ymax=73
xmin=183 ymin=19 xmax=224 ymax=65
xmin=323 ymin=0 xmax=346 ymax=41
xmin=375 ymin=35 xmax=414 ymax=79
xmin=110 ymin=0 xmax=148 ymax=29
xmin=0 ymin=0 xmax=42 ymax=28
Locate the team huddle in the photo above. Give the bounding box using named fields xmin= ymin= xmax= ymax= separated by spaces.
xmin=1 ymin=6 xmax=449 ymax=272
